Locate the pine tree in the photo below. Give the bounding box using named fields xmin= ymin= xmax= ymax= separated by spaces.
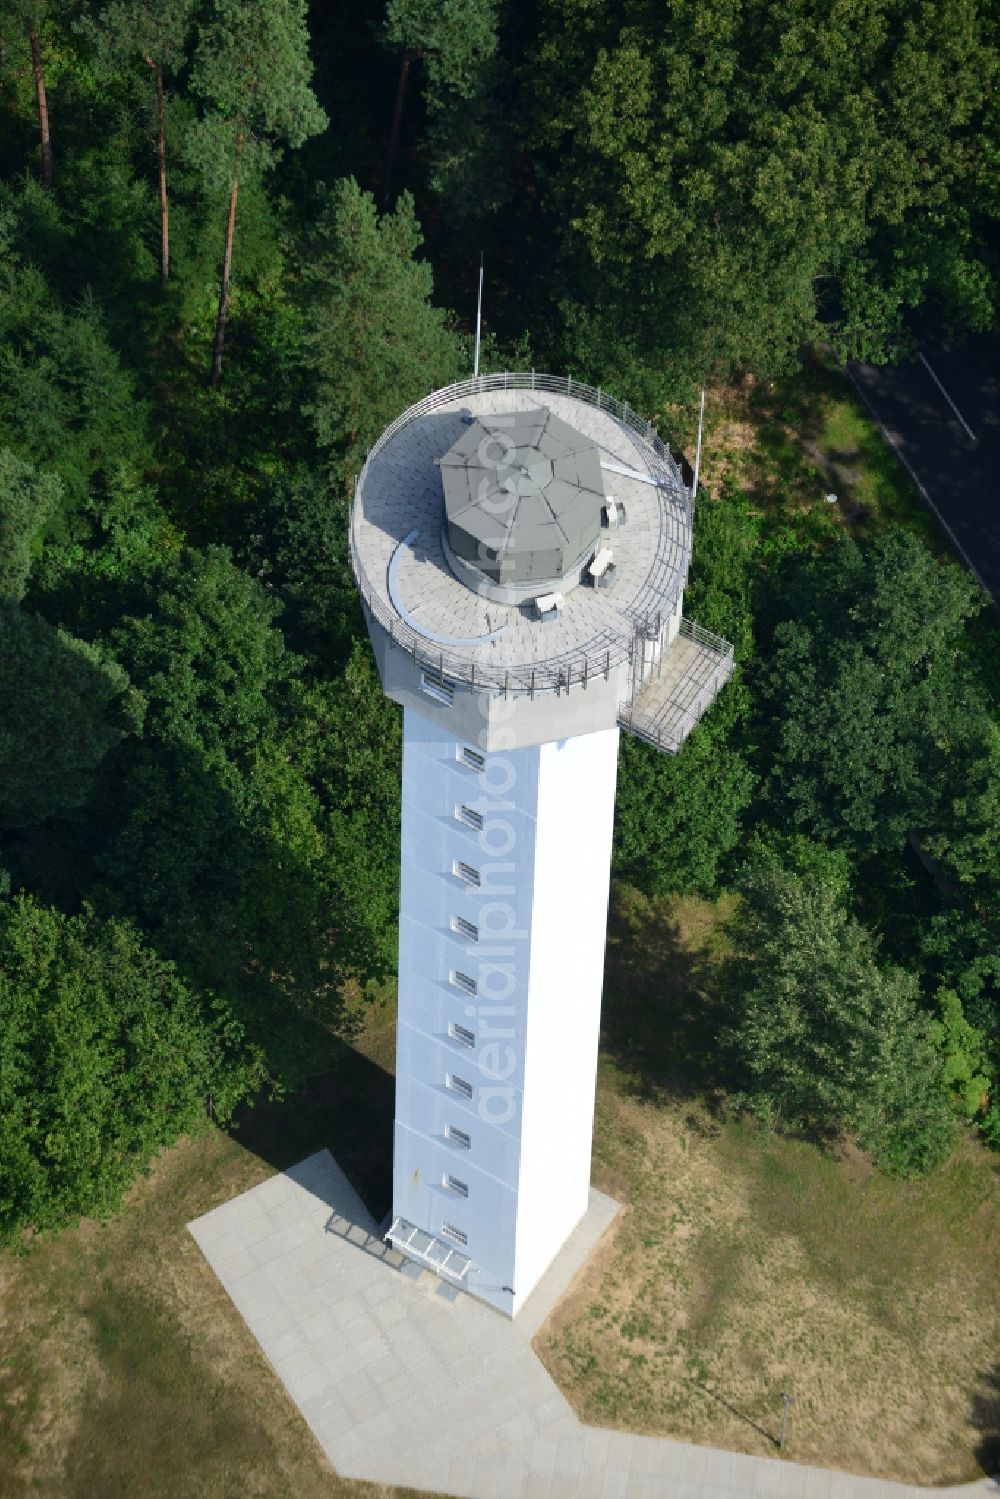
xmin=379 ymin=0 xmax=498 ymax=208
xmin=1 ymin=2 xmax=60 ymax=185
xmin=187 ymin=0 xmax=326 ymax=385
xmin=81 ymin=0 xmax=196 ymax=281
xmin=302 ymin=179 xmax=464 ymax=482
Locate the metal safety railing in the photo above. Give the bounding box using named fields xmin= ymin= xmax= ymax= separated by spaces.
xmin=617 ymin=617 xmax=735 ymax=754
xmin=349 ymin=372 xmax=692 ymax=698
xmin=353 ymin=370 xmax=690 ymax=514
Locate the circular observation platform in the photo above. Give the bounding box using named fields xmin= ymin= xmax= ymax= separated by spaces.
xmin=350 ymin=374 xmax=693 ymax=696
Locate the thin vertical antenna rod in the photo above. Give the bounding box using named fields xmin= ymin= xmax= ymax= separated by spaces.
xmin=473 ymin=254 xmax=484 ymax=378
xmin=692 ymin=388 xmax=706 ymax=501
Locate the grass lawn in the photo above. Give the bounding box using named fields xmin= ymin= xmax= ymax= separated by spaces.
xmin=0 ymin=996 xmax=440 ymax=1499
xmin=536 ymin=888 xmax=1000 ymax=1485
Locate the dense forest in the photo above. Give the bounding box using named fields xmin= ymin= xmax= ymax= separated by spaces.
xmin=1 ymin=0 xmax=999 ymax=1242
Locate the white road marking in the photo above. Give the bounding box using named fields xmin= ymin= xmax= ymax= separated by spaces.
xmin=919 ymin=353 xmax=977 ymax=441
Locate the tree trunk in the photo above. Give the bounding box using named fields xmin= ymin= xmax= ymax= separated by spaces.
xmin=27 ymin=21 xmax=52 ymax=189
xmin=381 ymin=51 xmax=415 ymax=213
xmin=146 ymin=55 xmax=169 ymax=282
xmin=209 ymin=130 xmax=244 ymax=388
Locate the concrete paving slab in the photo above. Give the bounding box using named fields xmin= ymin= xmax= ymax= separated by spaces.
xmin=596 ymin=1470 xmax=633 ymax=1499
xmin=189 ymin=1150 xmax=998 ymax=1499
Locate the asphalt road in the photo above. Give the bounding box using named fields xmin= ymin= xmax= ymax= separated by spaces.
xmin=847 ymin=329 xmax=1000 ymax=608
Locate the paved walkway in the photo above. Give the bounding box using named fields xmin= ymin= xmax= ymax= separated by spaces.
xmin=189 ymin=1151 xmax=998 ymax=1499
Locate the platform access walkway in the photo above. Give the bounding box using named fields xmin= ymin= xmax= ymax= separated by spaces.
xmin=189 ymin=1151 xmax=997 ymax=1499
xmin=618 ymin=618 xmax=734 ymax=754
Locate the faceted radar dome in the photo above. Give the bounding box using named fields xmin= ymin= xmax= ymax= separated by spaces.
xmin=440 ymin=408 xmax=605 ymax=601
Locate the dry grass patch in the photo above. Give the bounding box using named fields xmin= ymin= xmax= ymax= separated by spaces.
xmin=682 ymin=355 xmax=941 ymax=557
xmin=537 ymin=892 xmax=1000 ymax=1485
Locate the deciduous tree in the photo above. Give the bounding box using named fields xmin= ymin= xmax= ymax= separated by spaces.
xmin=516 ymin=0 xmax=998 ymax=387
xmin=724 ymin=866 xmax=954 ymax=1174
xmin=98 ymin=547 xmax=345 ymax=1080
xmin=0 ymin=601 xmax=141 ymax=829
xmin=760 ymin=530 xmax=984 ymax=849
xmin=613 ymin=480 xmax=757 ymax=894
xmin=0 ymin=894 xmax=265 ymax=1242
xmin=236 ymin=464 xmax=360 ymax=665
xmin=108 ymin=545 xmax=292 ymax=758
xmin=926 ymin=987 xmax=991 ymax=1119
xmin=0 ymin=449 xmax=62 ymax=601
xmin=613 ymin=712 xmax=754 ymax=895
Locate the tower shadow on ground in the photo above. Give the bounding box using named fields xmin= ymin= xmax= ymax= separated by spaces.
xmin=229 ymin=1041 xmax=396 ymax=1223
xmin=971 ymin=1361 xmax=1000 ymax=1479
xmin=601 ymin=885 xmax=728 ymax=1105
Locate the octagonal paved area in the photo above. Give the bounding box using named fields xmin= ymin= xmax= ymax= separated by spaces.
xmin=189 ymin=1151 xmax=997 ymax=1499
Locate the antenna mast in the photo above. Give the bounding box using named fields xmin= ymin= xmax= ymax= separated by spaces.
xmin=473 ymin=254 xmax=484 ymax=378
xmin=692 ymin=388 xmax=706 ymax=501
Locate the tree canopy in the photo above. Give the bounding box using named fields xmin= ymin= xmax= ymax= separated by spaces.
xmin=0 ymin=601 xmax=141 ymax=829
xmin=760 ymin=530 xmax=986 ymax=849
xmin=0 ymin=448 xmax=62 ymax=601
xmin=108 ymin=545 xmax=293 ymax=759
xmin=511 ymin=0 xmax=999 ymax=388
xmin=383 ymin=0 xmax=498 ymax=113
xmin=186 ymin=0 xmax=327 ymax=381
xmin=303 ymin=178 xmax=465 ymax=482
xmin=0 ymin=894 xmax=264 ymax=1243
xmin=724 ymin=865 xmax=955 ymax=1174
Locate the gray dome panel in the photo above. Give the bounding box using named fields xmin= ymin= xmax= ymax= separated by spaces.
xmin=441 ymin=408 xmax=605 ymax=589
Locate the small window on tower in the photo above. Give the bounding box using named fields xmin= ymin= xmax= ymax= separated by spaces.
xmin=445 ymin=1174 xmax=469 ymax=1198
xmin=456 ymin=804 xmax=484 ymax=832
xmin=442 ymin=1222 xmax=468 ymax=1246
xmin=450 ymin=971 xmax=477 ymax=998
xmin=454 ymin=860 xmax=481 ymax=888
xmin=449 ymin=1021 xmax=476 ymax=1048
xmin=447 ymin=1073 xmax=473 ymax=1100
xmin=451 ymin=915 xmax=479 ymax=944
xmin=421 ymin=671 xmax=454 ymax=706
xmin=459 ymin=746 xmax=485 ymax=772
xmin=446 ymin=1124 xmax=471 ymax=1149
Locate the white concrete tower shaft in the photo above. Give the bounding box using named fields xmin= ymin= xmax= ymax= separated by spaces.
xmin=394 ymin=709 xmax=619 ymax=1315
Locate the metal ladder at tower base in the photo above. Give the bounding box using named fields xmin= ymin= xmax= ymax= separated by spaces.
xmin=386 ymin=1216 xmax=474 ymax=1283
